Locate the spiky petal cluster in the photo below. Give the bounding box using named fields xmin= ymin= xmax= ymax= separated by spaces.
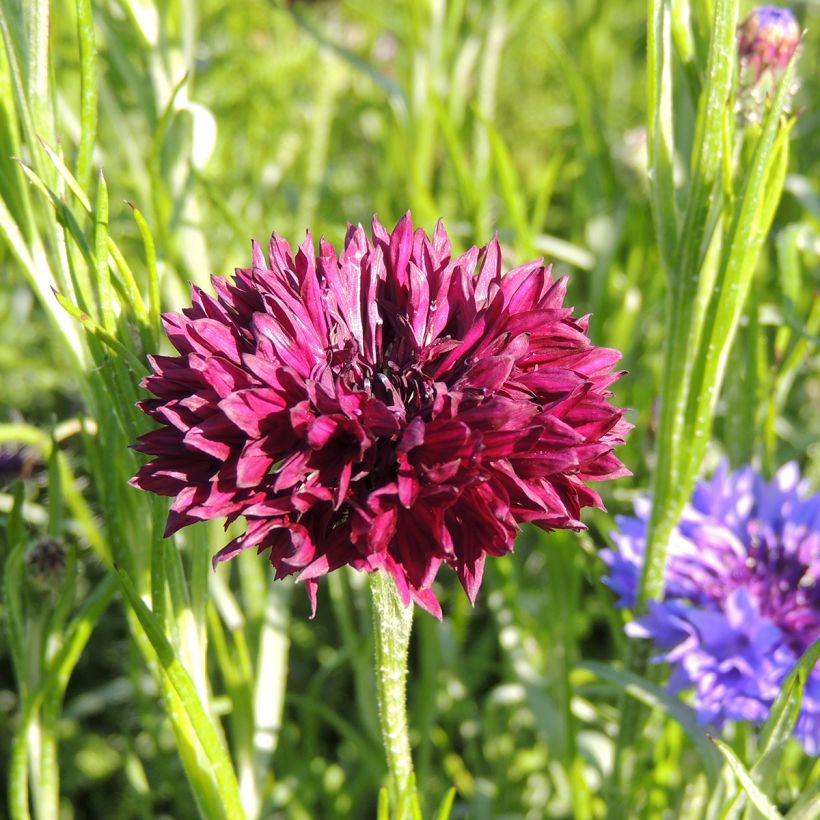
xmin=131 ymin=214 xmax=630 ymax=617
xmin=603 ymin=462 xmax=820 ymax=753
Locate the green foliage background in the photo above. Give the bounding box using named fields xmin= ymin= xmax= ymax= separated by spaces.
xmin=0 ymin=0 xmax=818 ymax=818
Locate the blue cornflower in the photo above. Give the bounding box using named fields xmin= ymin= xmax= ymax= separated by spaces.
xmin=603 ymin=462 xmax=820 ymax=754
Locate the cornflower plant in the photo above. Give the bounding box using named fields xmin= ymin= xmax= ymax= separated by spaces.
xmin=129 ymin=213 xmax=631 ymax=809
xmin=0 ymin=0 xmax=818 ymax=818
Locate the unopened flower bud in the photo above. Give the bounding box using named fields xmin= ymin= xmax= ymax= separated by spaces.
xmin=26 ymin=537 xmax=67 ymax=592
xmin=738 ymin=6 xmax=800 ymax=79
xmin=736 ymin=7 xmax=801 ymax=123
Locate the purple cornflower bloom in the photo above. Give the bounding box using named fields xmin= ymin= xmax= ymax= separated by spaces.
xmin=603 ymin=462 xmax=820 ymax=754
xmin=131 ymin=214 xmax=630 ymax=617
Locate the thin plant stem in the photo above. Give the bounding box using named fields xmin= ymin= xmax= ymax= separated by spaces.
xmin=369 ymin=570 xmax=415 ymax=805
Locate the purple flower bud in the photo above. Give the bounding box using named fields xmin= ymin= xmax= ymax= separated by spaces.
xmin=738 ymin=6 xmax=800 ymax=80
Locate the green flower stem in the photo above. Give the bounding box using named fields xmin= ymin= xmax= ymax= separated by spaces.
xmin=369 ymin=570 xmax=415 ymax=804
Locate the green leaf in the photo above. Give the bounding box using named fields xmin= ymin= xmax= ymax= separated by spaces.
xmin=53 ymin=289 xmax=146 ymax=375
xmin=752 ymin=638 xmax=820 ymax=789
xmin=580 ymin=659 xmax=722 ymax=784
xmin=95 ymin=171 xmax=114 ymax=332
xmin=710 ymin=736 xmax=783 ymax=820
xmin=128 ymin=202 xmax=160 ymax=340
xmin=784 ymin=777 xmax=820 ymax=820
xmin=647 ymin=0 xmax=678 ymax=276
xmin=35 ymin=138 xmax=148 ymax=323
xmin=114 ymin=565 xmax=245 ymax=820
xmin=75 ymin=0 xmax=98 ymax=189
xmin=638 ymin=0 xmax=739 ymax=610
xmin=683 ymin=54 xmax=799 ymax=480
xmin=377 ymin=787 xmax=390 ymax=820
xmin=9 ymin=576 xmax=117 ymax=820
xmin=434 ymin=787 xmax=457 ymax=820
xmin=2 ymin=483 xmax=27 ymax=694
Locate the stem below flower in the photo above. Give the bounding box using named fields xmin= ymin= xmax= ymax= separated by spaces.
xmin=369 ymin=570 xmax=415 ymax=804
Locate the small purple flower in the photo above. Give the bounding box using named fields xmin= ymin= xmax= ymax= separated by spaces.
xmin=603 ymin=462 xmax=820 ymax=754
xmin=738 ymin=6 xmax=801 ymax=79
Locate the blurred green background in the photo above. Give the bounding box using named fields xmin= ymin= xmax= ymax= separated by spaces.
xmin=1 ymin=0 xmax=818 ymax=817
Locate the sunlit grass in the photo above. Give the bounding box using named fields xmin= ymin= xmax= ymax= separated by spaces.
xmin=1 ymin=0 xmax=819 ymax=817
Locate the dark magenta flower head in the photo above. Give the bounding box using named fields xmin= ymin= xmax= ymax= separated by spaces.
xmin=131 ymin=214 xmax=630 ymax=617
xmin=603 ymin=462 xmax=820 ymax=753
xmin=738 ymin=6 xmax=800 ymax=79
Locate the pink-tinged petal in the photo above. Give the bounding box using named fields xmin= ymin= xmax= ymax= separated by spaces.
xmin=361 ymin=398 xmax=401 ymax=437
xmin=432 ymin=218 xmax=451 ymax=266
xmin=500 ymin=262 xmax=548 ymax=312
xmin=251 ymin=239 xmax=266 ymax=270
xmin=236 ymin=439 xmax=275 ymax=488
xmin=474 ymin=236 xmax=501 ymax=306
xmin=388 ymin=212 xmax=413 ymax=294
xmin=188 ymin=354 xmax=255 ymax=397
xmin=397 ymin=460 xmax=419 ymax=508
xmin=397 ymin=417 xmax=425 ymax=454
xmin=455 ymin=544 xmax=486 ymax=605
xmin=457 ymin=356 xmax=515 ymax=392
xmin=251 ymin=312 xmax=316 ymax=378
xmin=294 ymin=232 xmax=329 ymax=339
xmin=415 ymin=420 xmax=472 ymax=463
xmin=509 ymin=450 xmax=580 ymax=478
xmin=420 ymin=459 xmax=462 ymax=484
xmin=213 ymin=518 xmax=279 ymax=567
xmin=580 ymin=451 xmax=632 ymax=481
xmin=219 ymin=388 xmax=286 ymax=437
xmin=430 ymin=295 xmax=504 ymax=379
xmin=407 ymin=261 xmax=430 ymax=345
xmin=183 ymin=414 xmax=238 ymax=460
xmin=273 ymin=450 xmax=309 ymax=492
xmin=515 ymin=368 xmax=585 ymax=397
xmin=268 ymin=233 xmax=295 ymax=274
xmin=410 ymin=587 xmax=443 ymax=620
xmin=187 ymin=318 xmax=244 ymax=362
xmin=307 ymin=416 xmax=338 ymax=449
xmin=335 ymin=460 xmax=353 ymax=508
xmin=479 ymin=427 xmax=543 ymax=459
xmin=131 ymin=427 xmax=185 ymax=456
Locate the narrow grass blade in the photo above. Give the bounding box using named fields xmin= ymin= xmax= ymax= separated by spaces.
xmin=114 ymin=565 xmax=245 ymax=820
xmin=784 ymin=778 xmax=820 ymax=820
xmin=647 ymin=0 xmax=678 ymax=276
xmin=684 ymin=56 xmax=798 ymax=479
xmin=9 ymin=575 xmax=117 ymax=820
xmin=95 ymin=171 xmax=115 ymax=332
xmin=752 ymin=638 xmax=820 ymax=789
xmin=53 ymin=289 xmax=146 ymax=375
xmin=128 ymin=201 xmax=160 ymax=337
xmin=710 ymin=736 xmax=783 ymax=820
xmin=2 ymin=483 xmax=27 ymax=694
xmin=434 ymin=787 xmax=457 ymax=820
xmin=75 ymin=0 xmax=98 ymax=188
xmin=475 ymin=110 xmax=534 ymax=258
xmin=36 ymin=138 xmax=148 ymax=321
xmin=580 ymin=660 xmax=721 ymax=784
xmin=378 ymin=787 xmax=390 ymax=820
